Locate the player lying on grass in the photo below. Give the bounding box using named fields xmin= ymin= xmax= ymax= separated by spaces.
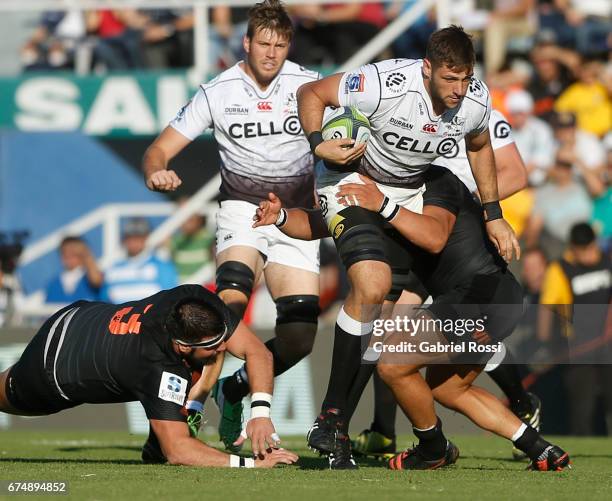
xmin=252 ymin=168 xmax=570 ymax=471
xmin=0 ymin=285 xmax=297 ymax=469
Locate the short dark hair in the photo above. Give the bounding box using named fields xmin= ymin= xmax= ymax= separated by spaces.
xmin=60 ymin=236 xmax=84 ymax=248
xmin=426 ymin=25 xmax=475 ymax=70
xmin=569 ymin=222 xmax=596 ymax=247
xmin=247 ymin=0 xmax=293 ymax=41
xmin=166 ymin=299 xmax=225 ymax=344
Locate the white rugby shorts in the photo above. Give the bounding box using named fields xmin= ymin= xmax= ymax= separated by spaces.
xmin=216 ymin=200 xmax=320 ymax=274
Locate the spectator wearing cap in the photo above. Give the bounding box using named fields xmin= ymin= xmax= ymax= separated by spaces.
xmin=100 ymin=217 xmax=178 ymax=304
xmin=555 ymin=58 xmax=612 ymax=138
xmin=524 ymin=149 xmax=593 ymax=257
xmin=505 ymin=89 xmax=556 ymax=186
xmin=45 ymin=236 xmax=103 ymax=303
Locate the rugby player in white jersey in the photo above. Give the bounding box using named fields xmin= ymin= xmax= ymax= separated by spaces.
xmin=297 ymin=26 xmax=520 ymax=468
xmin=142 ymin=0 xmax=321 ymax=451
xmin=351 ymin=109 xmax=541 ymax=462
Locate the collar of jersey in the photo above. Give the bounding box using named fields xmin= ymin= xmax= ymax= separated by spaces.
xmin=236 ymin=60 xmax=285 ymax=100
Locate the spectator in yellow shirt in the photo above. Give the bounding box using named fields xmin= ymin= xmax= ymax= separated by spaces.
xmin=555 ymin=58 xmax=611 ymax=138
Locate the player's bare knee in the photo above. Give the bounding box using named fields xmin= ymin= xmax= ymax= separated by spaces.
xmin=377 ymin=363 xmax=403 ymax=385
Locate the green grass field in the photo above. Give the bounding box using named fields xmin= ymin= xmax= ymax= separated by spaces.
xmin=1 ymin=431 xmax=611 ymax=501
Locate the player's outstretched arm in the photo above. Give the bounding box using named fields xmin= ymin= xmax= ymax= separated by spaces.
xmin=252 ymin=193 xmax=328 ymax=240
xmin=150 ymin=419 xmax=297 ymax=468
xmin=185 ymin=353 xmax=225 ymax=437
xmin=224 ymin=321 xmax=279 ymax=457
xmin=336 ymin=175 xmax=456 ymax=253
xmin=142 ymin=126 xmax=190 ymax=192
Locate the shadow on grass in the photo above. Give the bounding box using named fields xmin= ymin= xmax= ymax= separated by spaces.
xmin=57 ymin=445 xmax=141 ymax=453
xmin=298 ymin=456 xmax=387 ymax=470
xmin=0 ymin=458 xmax=143 ymax=465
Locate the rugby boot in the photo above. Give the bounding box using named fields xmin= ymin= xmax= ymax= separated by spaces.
xmin=388 ymin=440 xmax=460 ymax=470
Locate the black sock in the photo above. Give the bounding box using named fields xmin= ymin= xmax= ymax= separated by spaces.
xmin=414 ymin=417 xmax=447 ymax=460
xmin=513 ymin=425 xmax=551 ymax=460
xmin=321 ymin=321 xmax=365 ymax=423
xmin=345 ymin=364 xmax=376 ymax=423
xmin=221 ymin=367 xmax=249 ymax=404
xmin=371 ymin=371 xmax=397 ymax=439
xmin=487 ymin=353 xmax=530 ymax=413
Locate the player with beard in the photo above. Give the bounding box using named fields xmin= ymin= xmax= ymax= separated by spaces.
xmin=295 ymin=25 xmax=519 ymax=468
xmin=0 ymin=285 xmax=297 ymax=468
xmin=142 ymin=1 xmax=321 ymax=452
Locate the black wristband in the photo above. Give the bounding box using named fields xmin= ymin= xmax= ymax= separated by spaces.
xmin=483 ymin=201 xmax=503 ymax=222
xmin=308 ymin=131 xmax=324 ymax=154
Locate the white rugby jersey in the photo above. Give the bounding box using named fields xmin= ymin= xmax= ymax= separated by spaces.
xmin=337 ymin=59 xmax=491 ymax=186
xmin=170 ymin=60 xmax=319 ymax=208
xmin=434 ymin=109 xmax=514 ymax=193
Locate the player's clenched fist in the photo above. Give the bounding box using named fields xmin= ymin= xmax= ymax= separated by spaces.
xmin=146 ymin=169 xmax=183 ymax=192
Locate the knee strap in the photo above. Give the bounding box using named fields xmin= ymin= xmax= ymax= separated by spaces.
xmin=275 ymin=295 xmax=320 ymax=325
xmin=216 ymin=261 xmax=255 ymax=298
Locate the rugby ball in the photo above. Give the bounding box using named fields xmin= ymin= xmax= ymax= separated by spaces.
xmin=322 ymin=106 xmax=371 ymax=146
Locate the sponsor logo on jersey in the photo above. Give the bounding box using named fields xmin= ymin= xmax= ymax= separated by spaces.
xmin=225 ymin=106 xmax=249 ymax=115
xmin=422 ymin=123 xmax=438 ymax=133
xmin=571 ymin=270 xmax=611 ymax=296
xmin=284 ymin=92 xmax=297 ymax=107
xmin=319 ymin=194 xmax=329 ymax=218
xmin=175 ymin=100 xmax=191 ymax=122
xmin=418 ymin=102 xmax=425 ymax=116
xmin=257 ymin=101 xmax=273 ymax=112
xmin=385 ymin=72 xmax=407 ymax=94
xmin=468 ymin=79 xmax=485 ymax=98
xmin=389 ymin=117 xmax=413 ymax=130
xmin=382 ymin=132 xmax=438 ymax=154
xmin=345 ymin=73 xmax=365 ymax=93
xmin=437 ymin=138 xmax=459 ymax=157
xmin=494 ymin=120 xmax=511 ymax=139
xmin=228 ymin=117 xmax=302 ymax=138
xmin=223 ymin=233 xmax=233 ymax=242
xmin=158 ymin=371 xmax=187 ymax=405
xmin=328 ymin=214 xmax=345 ymax=237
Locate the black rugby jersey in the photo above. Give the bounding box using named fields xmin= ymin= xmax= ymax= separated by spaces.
xmin=51 ymin=285 xmax=239 ymax=421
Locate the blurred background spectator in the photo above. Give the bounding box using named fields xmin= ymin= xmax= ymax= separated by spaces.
xmin=86 ymin=9 xmax=146 ymax=70
xmin=290 ymin=2 xmax=387 ymax=66
xmin=538 ymin=222 xmax=611 ymax=435
xmin=505 ymin=88 xmax=555 ymax=186
xmin=45 ymin=236 xmax=102 ymax=303
xmin=386 ymin=1 xmax=437 ymax=60
xmin=20 ymin=9 xmax=86 ymax=71
xmin=139 ymin=9 xmax=195 ymax=69
xmin=169 ymin=199 xmax=215 ymax=283
xmin=524 ymin=149 xmax=594 ymax=258
xmin=484 ymin=0 xmax=537 ymax=76
xmin=100 ymin=217 xmax=178 ymax=304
